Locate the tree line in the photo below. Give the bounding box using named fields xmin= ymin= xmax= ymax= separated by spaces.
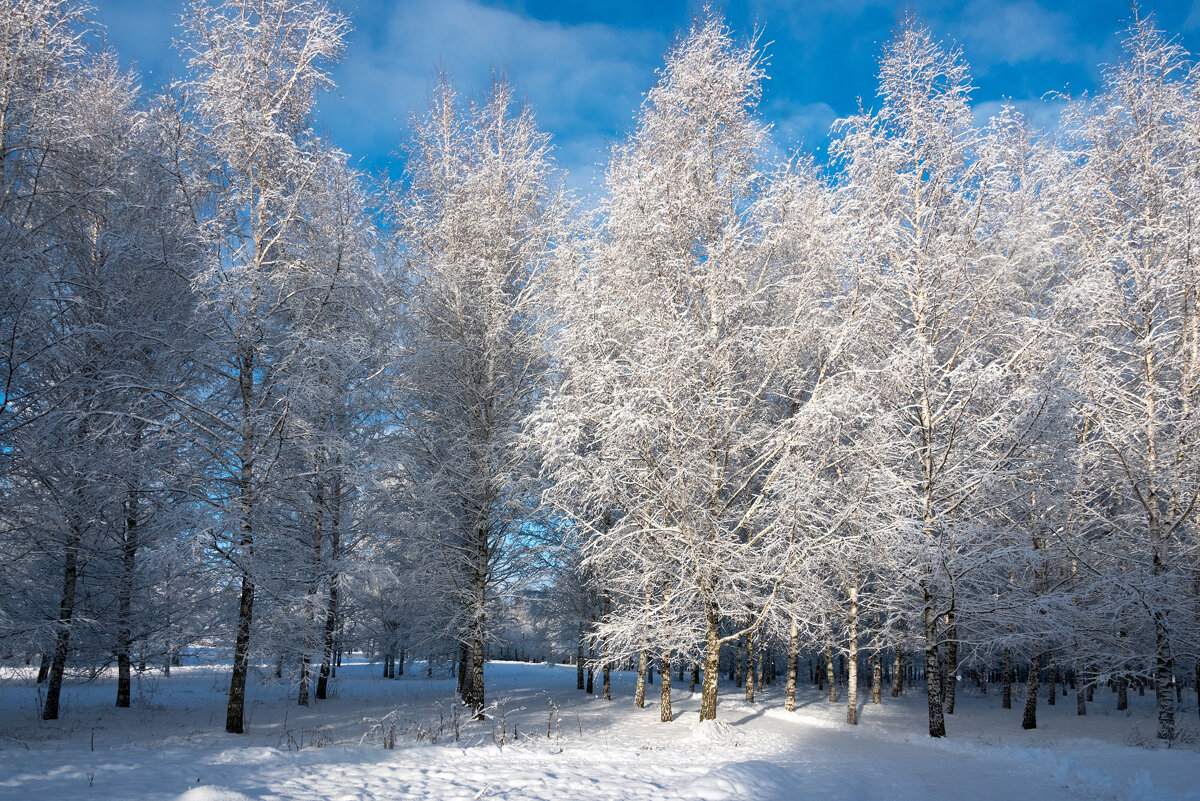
xmin=1 ymin=0 xmax=1197 ymax=743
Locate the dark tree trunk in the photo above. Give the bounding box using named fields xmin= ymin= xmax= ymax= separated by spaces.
xmin=825 ymin=632 xmax=838 ymax=703
xmin=602 ymin=593 xmax=611 ymax=700
xmin=116 ymin=484 xmax=139 ymax=709
xmin=43 ymin=523 xmax=83 ymax=721
xmin=1022 ymin=646 xmax=1040 ymax=730
xmin=316 ymin=473 xmax=343 ymax=700
xmin=226 ymin=353 xmax=258 ymax=735
xmin=1002 ymin=648 xmax=1012 ymax=709
xmin=576 ymin=621 xmax=585 ymax=690
xmin=586 ymin=632 xmax=594 ymax=695
xmin=226 ymin=569 xmax=255 ymax=733
xmin=943 ymin=616 xmax=957 ymax=715
xmin=872 ymin=649 xmax=882 ymax=705
xmin=468 ymin=630 xmax=485 ymax=719
xmin=1046 ymin=650 xmax=1055 ymax=706
xmin=736 ymin=633 xmax=745 ymax=689
xmin=923 ymin=585 xmax=945 ymax=737
xmin=1153 ymin=611 xmax=1175 ymax=740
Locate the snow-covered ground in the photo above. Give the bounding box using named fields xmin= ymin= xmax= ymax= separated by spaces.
xmin=1 ymin=657 xmax=1197 ymax=801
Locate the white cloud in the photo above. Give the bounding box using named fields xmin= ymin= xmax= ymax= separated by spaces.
xmin=766 ymin=99 xmax=839 ymax=152
xmin=950 ymin=0 xmax=1081 ymax=69
xmin=320 ymin=0 xmax=666 ymax=186
xmin=972 ymin=97 xmax=1067 ymax=135
xmin=1185 ymin=1 xmax=1200 ymax=31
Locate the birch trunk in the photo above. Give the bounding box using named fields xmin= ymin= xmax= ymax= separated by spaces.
xmin=116 ymin=484 xmax=139 ymax=709
xmin=635 ymin=647 xmax=648 ymax=707
xmin=943 ymin=616 xmax=957 ymax=715
xmin=744 ymin=628 xmax=756 ymax=703
xmin=825 ymin=632 xmax=837 ymax=703
xmin=316 ymin=472 xmax=343 ymax=700
xmin=847 ymin=585 xmax=859 ymax=724
xmin=1002 ymin=649 xmax=1013 ymax=709
xmin=1022 ymin=645 xmax=1040 ymax=730
xmin=785 ymin=617 xmax=799 ymax=712
xmin=42 ymin=522 xmax=83 ymax=721
xmin=923 ymin=585 xmax=945 ymax=737
xmin=699 ymin=602 xmax=720 ymax=721
xmin=226 ymin=353 xmax=257 ymax=735
xmin=660 ymin=652 xmax=673 ymax=722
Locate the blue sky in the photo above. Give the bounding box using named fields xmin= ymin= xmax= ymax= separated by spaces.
xmin=92 ymin=0 xmax=1200 ymax=191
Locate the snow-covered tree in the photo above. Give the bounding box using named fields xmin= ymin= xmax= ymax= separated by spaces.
xmin=392 ymin=76 xmax=565 ymax=718
xmin=830 ymin=22 xmax=1052 ymax=737
xmin=177 ymin=0 xmax=352 ymax=733
xmin=1054 ymin=16 xmax=1200 ymax=742
xmin=538 ymin=13 xmax=853 ymax=722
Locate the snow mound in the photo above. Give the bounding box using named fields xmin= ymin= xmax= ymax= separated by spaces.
xmin=679 ymin=759 xmax=799 ymax=800
xmin=684 ymin=719 xmax=743 ymax=746
xmin=175 ymin=786 xmax=253 ymax=801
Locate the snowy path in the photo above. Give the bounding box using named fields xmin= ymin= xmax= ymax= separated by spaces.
xmin=1 ymin=661 xmax=1197 ymax=800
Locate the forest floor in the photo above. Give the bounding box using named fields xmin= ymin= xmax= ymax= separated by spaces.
xmin=0 ymin=656 xmax=1198 ymax=800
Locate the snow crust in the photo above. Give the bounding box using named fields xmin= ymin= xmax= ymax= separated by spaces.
xmin=1 ymin=658 xmax=1196 ymax=801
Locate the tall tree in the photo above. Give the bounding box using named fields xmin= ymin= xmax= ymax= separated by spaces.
xmin=1055 ymin=16 xmax=1200 ymax=742
xmin=538 ymin=13 xmax=849 ymax=722
xmin=178 ymin=0 xmax=350 ymax=734
xmin=830 ymin=22 xmax=1048 ymax=737
xmin=394 ymin=76 xmax=564 ymax=718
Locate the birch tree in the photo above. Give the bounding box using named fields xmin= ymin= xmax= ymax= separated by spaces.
xmin=393 ymin=76 xmax=564 ymax=719
xmin=538 ymin=13 xmax=849 ymax=722
xmin=831 ymin=23 xmax=1048 ymax=737
xmin=1055 ymin=16 xmax=1200 ymax=742
xmin=178 ymin=0 xmax=351 ymax=733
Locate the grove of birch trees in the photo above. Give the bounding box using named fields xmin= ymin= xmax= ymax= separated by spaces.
xmin=1 ymin=0 xmax=1198 ymax=743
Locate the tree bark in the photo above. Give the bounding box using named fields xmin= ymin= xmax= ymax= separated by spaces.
xmin=943 ymin=616 xmax=957 ymax=715
xmin=872 ymin=650 xmax=882 ymax=705
xmin=660 ymin=652 xmax=673 ymax=722
xmin=785 ymin=617 xmax=799 ymax=712
xmin=1022 ymin=645 xmax=1040 ymax=730
xmin=699 ymin=602 xmax=720 ymax=721
xmin=225 ymin=568 xmax=255 ymax=733
xmin=1153 ymin=611 xmax=1175 ymax=740
xmin=116 ymin=484 xmax=139 ymax=709
xmin=847 ymin=585 xmax=859 ymax=725
xmin=43 ymin=523 xmax=83 ymax=721
xmin=744 ymin=628 xmax=756 ymax=703
xmin=891 ymin=648 xmax=903 ymax=697
xmin=1046 ymin=649 xmax=1055 ymax=706
xmin=635 ymin=647 xmax=648 ymax=708
xmin=316 ymin=472 xmax=343 ymax=700
xmin=923 ymin=585 xmax=945 ymax=737
xmin=602 ymin=592 xmax=611 ymax=700
xmin=825 ymin=631 xmax=837 ymax=703
xmin=1002 ymin=648 xmax=1012 ymax=709
xmin=576 ymin=620 xmax=585 ymax=690
xmin=226 ymin=363 xmax=257 ymax=735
